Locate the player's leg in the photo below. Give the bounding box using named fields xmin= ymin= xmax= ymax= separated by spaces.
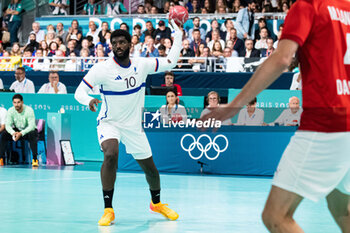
xmin=136 ymin=156 xmax=179 ymax=221
xmin=262 ymin=186 xmax=304 ymax=233
xmin=98 ymin=139 xmax=119 ymax=226
xmin=327 ymin=190 xmax=350 ymax=233
xmin=0 ymin=130 xmax=12 ymax=165
xmin=22 ymin=129 xmax=38 ymax=166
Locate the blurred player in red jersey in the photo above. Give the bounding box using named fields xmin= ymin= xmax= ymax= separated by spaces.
xmin=201 ymin=0 xmax=350 ymax=232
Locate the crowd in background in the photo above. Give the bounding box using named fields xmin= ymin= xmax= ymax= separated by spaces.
xmin=0 ymin=0 xmax=294 ymax=72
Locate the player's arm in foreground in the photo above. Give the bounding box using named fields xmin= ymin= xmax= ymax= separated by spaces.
xmin=151 ymin=20 xmax=183 ymax=73
xmin=74 ymin=67 xmax=101 ymax=112
xmin=201 ymin=39 xmax=299 ymax=122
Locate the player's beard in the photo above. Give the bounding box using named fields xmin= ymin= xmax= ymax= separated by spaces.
xmin=113 ymin=48 xmax=130 ymax=60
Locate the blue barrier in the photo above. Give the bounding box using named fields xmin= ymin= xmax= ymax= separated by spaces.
xmin=0 ymin=71 xmax=294 ymax=93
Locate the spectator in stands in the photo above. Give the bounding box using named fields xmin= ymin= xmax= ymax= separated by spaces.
xmin=178 ymin=39 xmax=195 ymax=69
xmin=95 ymin=48 xmax=106 ymax=62
xmin=4 ymin=0 xmax=22 ymax=45
xmin=236 ymin=97 xmax=264 ymax=126
xmin=83 ymin=0 xmax=101 ymax=15
xmin=240 ymin=39 xmax=260 ymax=57
xmin=119 ymin=23 xmax=129 ymax=32
xmin=188 ymin=17 xmax=206 ymax=42
xmin=46 ymin=29 xmax=56 ymax=45
xmin=0 ymin=94 xmax=39 ymax=167
xmin=55 ymin=36 xmax=66 ymax=53
xmin=143 ymin=21 xmax=156 ymax=39
xmin=66 ymin=20 xmax=83 ymax=44
xmin=269 ymin=96 xmax=302 ymax=126
xmin=200 ymin=91 xmax=232 ymax=125
xmin=232 ymin=0 xmax=242 ymax=13
xmin=159 ymin=89 xmax=187 ymax=124
xmin=56 ymin=22 xmax=68 ymax=44
xmin=150 ymin=6 xmax=158 ymax=14
xmin=211 ymin=41 xmax=223 ymax=57
xmin=236 ymin=0 xmax=256 ymax=40
xmin=136 ymin=4 xmax=145 ymax=14
xmin=273 ymin=23 xmax=283 ymax=49
xmin=161 ymin=71 xmax=182 ymax=96
xmin=189 ymin=29 xmax=206 ymax=55
xmin=25 ymin=33 xmax=39 ymax=52
xmin=10 ymin=67 xmax=35 ymax=93
xmin=80 ymin=48 xmax=93 ymax=70
xmin=49 ymin=0 xmax=69 ymax=15
xmin=254 ymin=27 xmax=269 ymax=50
xmin=48 ymin=41 xmax=59 ymax=56
xmin=22 ymin=48 xmax=34 ymax=70
xmin=29 ymin=22 xmax=45 ymax=43
xmin=10 ymin=42 xmax=21 ymax=67
xmin=132 ymin=24 xmax=143 ymax=41
xmin=105 ymin=0 xmax=127 ymax=16
xmin=86 ymin=21 xmax=100 ymax=45
xmin=39 ymin=40 xmax=49 ymax=56
xmin=50 ymin=49 xmax=66 ymax=71
xmin=208 ymin=30 xmax=225 ymax=52
xmin=215 ymin=0 xmax=229 ymax=13
xmin=254 ymin=18 xmax=271 ymax=41
xmin=261 ymin=38 xmax=274 ymax=57
xmin=157 ymin=44 xmax=166 ymax=57
xmin=202 ymin=0 xmax=214 ymax=13
xmin=163 ymin=38 xmax=172 ymax=55
xmin=141 ymin=37 xmax=159 ymax=57
xmin=130 ymin=35 xmax=141 ymax=57
xmin=282 ymin=2 xmax=289 ymax=13
xmin=65 ymin=51 xmax=81 ymax=71
xmin=144 ymin=1 xmax=152 ymax=14
xmin=205 ymin=19 xmax=225 ymax=43
xmin=98 ymin=22 xmax=110 ymax=44
xmin=227 ymin=28 xmax=245 ymax=55
xmin=0 ymin=51 xmax=13 ymax=71
xmin=189 ymin=0 xmax=201 ymax=13
xmin=155 ymin=20 xmax=171 ymax=41
xmin=38 ymin=71 xmax=67 ymax=94
xmin=33 ymin=49 xmax=50 ymax=71
xmin=223 ymin=19 xmax=235 ymax=41
xmin=81 ymin=38 xmax=94 ymax=56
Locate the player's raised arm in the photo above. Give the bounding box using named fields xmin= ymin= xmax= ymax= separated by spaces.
xmin=153 ymin=19 xmax=183 ymax=73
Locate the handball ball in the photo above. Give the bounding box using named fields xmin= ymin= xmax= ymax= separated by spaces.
xmin=171 ymin=113 xmax=183 ymax=122
xmin=169 ymin=5 xmax=189 ymax=26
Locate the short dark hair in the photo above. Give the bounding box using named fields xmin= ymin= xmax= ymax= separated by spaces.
xmin=193 ymin=28 xmax=200 ymax=33
xmin=16 ymin=67 xmax=25 ymax=73
xmin=120 ymin=23 xmax=129 ymax=31
xmin=248 ymin=97 xmax=257 ymax=105
xmin=158 ymin=44 xmax=166 ymax=51
xmin=12 ymin=94 xmax=23 ymax=101
xmin=134 ymin=24 xmax=141 ymax=30
xmin=111 ymin=29 xmax=131 ymax=43
xmin=165 ymin=71 xmax=174 ymax=77
xmin=49 ymin=71 xmax=59 ymax=76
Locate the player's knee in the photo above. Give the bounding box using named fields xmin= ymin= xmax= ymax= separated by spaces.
xmin=104 ymin=153 xmax=117 ymax=167
xmin=262 ymin=207 xmax=282 ymax=229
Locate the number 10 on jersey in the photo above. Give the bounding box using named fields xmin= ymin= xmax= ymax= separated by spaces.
xmin=125 ymin=77 xmax=136 ymax=89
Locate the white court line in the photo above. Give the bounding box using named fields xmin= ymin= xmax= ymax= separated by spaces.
xmin=0 ymin=175 xmax=141 ymax=184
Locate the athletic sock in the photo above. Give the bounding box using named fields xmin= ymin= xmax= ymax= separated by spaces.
xmin=150 ymin=189 xmax=160 ymax=204
xmin=103 ymin=189 xmax=114 ymax=208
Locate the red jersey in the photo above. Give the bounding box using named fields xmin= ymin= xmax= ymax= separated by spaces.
xmin=281 ymin=0 xmax=350 ymax=132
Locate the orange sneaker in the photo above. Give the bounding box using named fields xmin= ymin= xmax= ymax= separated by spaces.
xmin=150 ymin=201 xmax=179 ymax=220
xmin=0 ymin=158 xmax=4 ymax=166
xmin=98 ymin=208 xmax=115 ymax=226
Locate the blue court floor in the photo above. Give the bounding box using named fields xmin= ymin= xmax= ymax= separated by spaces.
xmin=0 ymin=163 xmax=340 ymax=233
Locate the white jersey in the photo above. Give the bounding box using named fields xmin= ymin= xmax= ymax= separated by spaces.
xmin=79 ymin=57 xmax=162 ymax=128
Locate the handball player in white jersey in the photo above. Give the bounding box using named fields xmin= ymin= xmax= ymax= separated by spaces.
xmin=75 ymin=20 xmax=182 ymax=226
xmin=202 ymin=0 xmax=350 ymax=232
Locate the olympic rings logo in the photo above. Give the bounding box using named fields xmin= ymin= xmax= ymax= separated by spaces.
xmin=180 ymin=134 xmax=229 ymax=160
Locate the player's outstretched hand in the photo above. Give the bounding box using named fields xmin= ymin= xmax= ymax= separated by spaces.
xmin=89 ymin=98 xmax=101 ymax=112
